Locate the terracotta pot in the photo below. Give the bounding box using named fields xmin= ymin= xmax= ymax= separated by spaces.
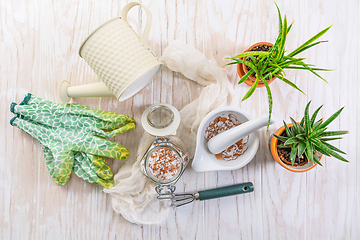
xmin=269 ymin=123 xmax=323 ymax=173
xmin=237 ymin=42 xmax=277 ymax=88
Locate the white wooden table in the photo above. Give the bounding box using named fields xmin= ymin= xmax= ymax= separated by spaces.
xmin=1 ymin=0 xmax=359 ymax=239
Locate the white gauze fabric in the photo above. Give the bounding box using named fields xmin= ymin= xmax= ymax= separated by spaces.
xmin=104 ymin=40 xmax=238 ymax=224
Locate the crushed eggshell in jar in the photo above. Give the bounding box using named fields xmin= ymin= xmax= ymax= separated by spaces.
xmin=147 ymin=147 xmax=181 ymax=181
xmin=155 ymin=138 xmax=189 ymax=165
xmin=142 ymin=137 xmax=188 ymax=183
xmin=204 ymin=114 xmax=248 ymax=161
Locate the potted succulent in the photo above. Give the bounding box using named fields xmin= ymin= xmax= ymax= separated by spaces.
xmin=225 ymin=3 xmax=332 ymax=129
xmin=269 ymin=101 xmax=348 ymax=172
xmin=237 ymin=42 xmax=277 ymax=88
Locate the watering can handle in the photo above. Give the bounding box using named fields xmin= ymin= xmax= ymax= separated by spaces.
xmin=121 ymin=2 xmax=152 ymax=48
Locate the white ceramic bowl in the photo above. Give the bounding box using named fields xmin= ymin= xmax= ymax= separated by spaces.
xmin=191 ymin=107 xmax=260 ymax=172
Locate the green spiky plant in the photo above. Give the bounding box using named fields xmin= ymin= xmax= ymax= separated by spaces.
xmin=274 ymin=101 xmax=348 ymax=166
xmin=225 ymin=3 xmax=332 ymax=130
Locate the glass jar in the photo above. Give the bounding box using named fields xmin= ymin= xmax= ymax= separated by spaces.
xmin=140 ymin=104 xmax=188 ymax=199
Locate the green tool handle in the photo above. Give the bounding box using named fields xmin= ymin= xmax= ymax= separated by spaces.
xmin=198 ymin=182 xmax=254 ymax=201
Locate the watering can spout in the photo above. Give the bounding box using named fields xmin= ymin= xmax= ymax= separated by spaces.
xmin=59 ymin=81 xmax=114 ymax=103
xmin=58 ymin=61 xmax=162 ymax=103
xmin=207 ymin=114 xmax=274 ymax=154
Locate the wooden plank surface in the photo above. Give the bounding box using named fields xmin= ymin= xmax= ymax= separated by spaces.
xmin=1 ymin=0 xmax=358 ymax=239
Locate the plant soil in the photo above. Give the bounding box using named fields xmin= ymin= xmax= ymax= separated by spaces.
xmin=249 ymin=44 xmax=272 ymax=52
xmin=276 ymin=131 xmax=309 ymax=166
xmin=245 ymin=44 xmax=272 ymax=80
xmin=277 ymin=147 xmax=308 ymax=166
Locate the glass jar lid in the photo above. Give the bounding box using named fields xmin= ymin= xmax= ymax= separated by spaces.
xmin=141 ymin=103 xmax=181 ymax=136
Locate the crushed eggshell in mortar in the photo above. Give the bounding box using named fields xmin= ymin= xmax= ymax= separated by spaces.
xmin=205 ymin=114 xmax=248 ymax=161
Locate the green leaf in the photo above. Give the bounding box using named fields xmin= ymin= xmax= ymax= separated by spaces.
xmin=263 ymin=45 xmax=277 ymax=68
xmin=290 ymin=125 xmax=297 ymax=137
xmin=288 ymin=25 xmax=332 ymax=57
xmin=312 ymin=153 xmax=323 ymax=166
xmin=289 ymin=117 xmax=302 ymax=134
xmin=278 ymin=58 xmax=305 ymax=68
xmin=258 ymin=54 xmax=268 ymax=62
xmin=275 ymin=70 xmax=284 ymax=79
xmin=258 ymin=58 xmax=263 ymax=69
xmin=298 ymin=62 xmax=328 ymax=83
xmin=232 ymin=58 xmax=256 ymax=69
xmin=290 ymin=143 xmax=298 ymax=166
xmin=287 ymin=21 xmax=294 ymax=34
xmin=242 ymin=76 xmax=259 ymax=101
xmin=284 ymin=66 xmax=333 ymax=71
xmin=277 ymin=144 xmax=289 ymax=148
xmin=320 ymin=137 xmax=342 ymax=141
xmin=310 ymin=105 xmax=323 ymax=127
xmin=308 ymin=127 xmax=327 ymax=138
xmin=319 ymin=131 xmax=348 ymax=137
xmin=285 ymin=137 xmax=300 ymax=145
xmin=311 ymin=139 xmax=348 ymax=162
xmin=287 ymin=41 xmax=328 ymax=58
xmin=234 ymin=58 xmax=264 ymax=83
xmin=265 ymin=68 xmax=281 ymax=79
xmin=289 ymin=60 xmax=329 ymax=83
xmin=314 ymin=145 xmax=331 ymax=156
xmin=321 ymin=141 xmax=346 ymax=154
xmin=320 ymin=107 xmax=345 ymax=129
xmin=275 ymin=3 xmax=283 ymax=37
xmin=284 ymin=121 xmax=293 ymax=137
xmin=274 ymin=134 xmax=289 ymax=142
xmin=304 ymin=101 xmax=311 ymax=135
xmin=296 ymin=134 xmax=306 ymax=141
xmin=233 ymin=51 xmax=270 ymax=59
xmin=274 ymin=74 xmax=306 ymax=95
xmin=223 ymin=61 xmax=241 ymax=67
xmin=282 ymin=56 xmax=306 ymax=61
xmin=268 ymin=61 xmax=285 ymax=74
xmin=262 ymin=75 xmax=273 ymax=132
xmin=278 ymin=15 xmax=288 ymax=60
xmin=239 ymin=69 xmax=254 ymax=84
xmin=313 ymin=119 xmax=323 ymax=131
xmin=305 ymin=141 xmax=323 ymax=166
xmin=305 ymin=140 xmax=315 ymax=163
xmin=298 ymin=142 xmax=306 ymax=157
xmin=300 ymin=116 xmax=305 ymax=127
xmin=237 ymin=58 xmax=263 ymax=78
xmin=248 ymin=56 xmax=259 ymax=65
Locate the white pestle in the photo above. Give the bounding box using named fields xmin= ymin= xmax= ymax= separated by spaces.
xmin=207 ymin=114 xmax=275 ymax=154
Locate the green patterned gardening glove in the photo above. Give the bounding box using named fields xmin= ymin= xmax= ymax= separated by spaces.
xmin=42 ymin=147 xmax=115 ymax=188
xmin=10 ymin=93 xmax=136 ymax=187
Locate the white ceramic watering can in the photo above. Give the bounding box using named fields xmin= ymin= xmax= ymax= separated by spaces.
xmin=59 ymin=2 xmax=163 ymax=103
xmin=192 ymin=107 xmax=274 ymax=172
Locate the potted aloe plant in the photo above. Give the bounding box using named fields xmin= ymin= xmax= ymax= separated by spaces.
xmin=269 ymin=101 xmax=348 ymax=172
xmin=225 ymin=3 xmax=332 ymax=129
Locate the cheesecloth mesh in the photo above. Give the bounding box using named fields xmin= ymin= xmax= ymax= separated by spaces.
xmin=104 ymin=40 xmax=238 ymax=224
